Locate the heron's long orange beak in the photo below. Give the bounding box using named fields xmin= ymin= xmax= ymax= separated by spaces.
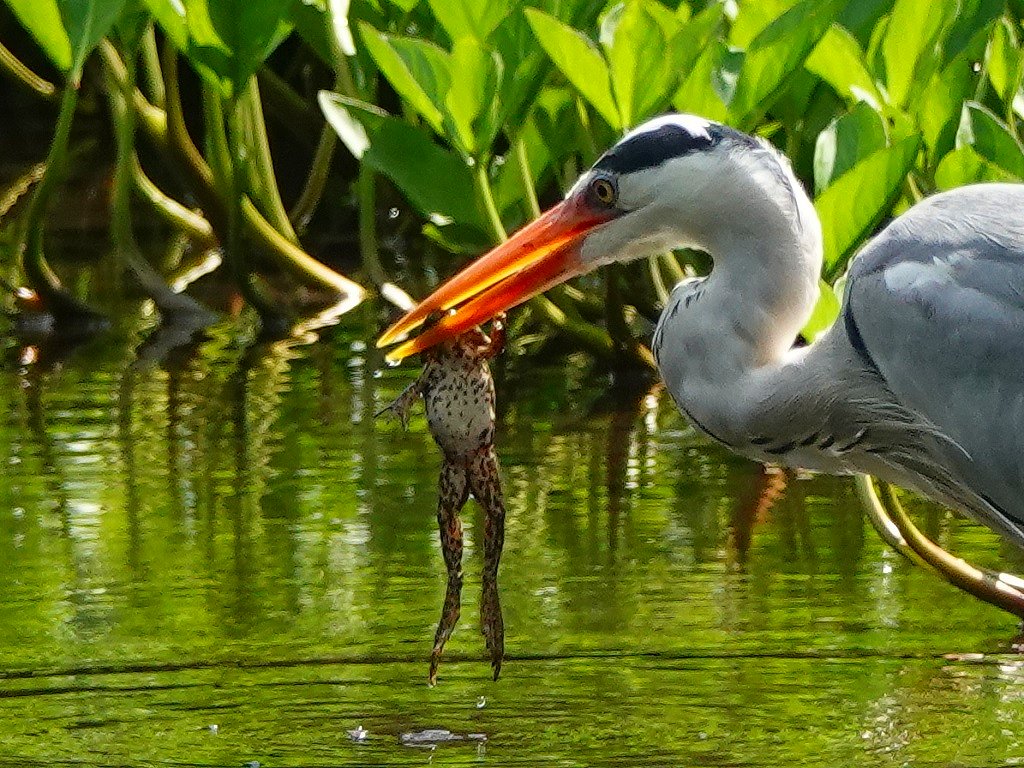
xmin=377 ymin=196 xmax=613 ymax=362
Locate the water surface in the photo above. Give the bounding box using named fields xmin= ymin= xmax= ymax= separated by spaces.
xmin=0 ymin=313 xmax=1022 ymax=767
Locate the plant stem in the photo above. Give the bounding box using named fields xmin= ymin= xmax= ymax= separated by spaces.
xmin=514 ymin=135 xmax=541 ymax=218
xmin=357 ymin=163 xmax=386 ymax=285
xmin=19 ymin=80 xmax=102 ymax=319
xmin=0 ymin=40 xmax=56 ymax=99
xmin=238 ymin=77 xmax=299 ymax=242
xmin=140 ymin=25 xmax=165 ymax=109
xmin=290 ymin=120 xmax=337 ymax=232
xmin=131 ymin=155 xmax=215 ymax=245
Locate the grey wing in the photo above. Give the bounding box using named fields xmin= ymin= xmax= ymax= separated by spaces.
xmin=845 ymin=183 xmax=1024 ymax=540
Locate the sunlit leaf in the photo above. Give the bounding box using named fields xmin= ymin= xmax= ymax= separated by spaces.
xmin=729 ymin=0 xmax=846 ymax=125
xmin=525 ymin=8 xmax=619 ymax=129
xmin=358 ymin=23 xmax=451 ymax=134
xmin=445 ymin=38 xmax=503 ymax=157
xmin=603 ymin=1 xmax=679 ymax=127
xmin=672 ymin=39 xmax=736 ymax=122
xmin=882 ymin=0 xmax=954 ymax=108
xmin=935 ymin=145 xmax=1019 ymax=188
xmin=816 ymin=135 xmax=921 ymax=276
xmin=426 ymin=0 xmax=510 ymax=44
xmin=917 ymin=25 xmax=989 ymax=157
xmin=814 ymin=102 xmax=886 ymax=193
xmin=142 ymin=0 xmax=188 ymax=49
xmin=955 ymin=101 xmax=1024 ymax=177
xmin=319 ymin=93 xmax=484 ymax=230
xmin=805 ymin=24 xmax=884 ymax=110
xmin=801 ymin=278 xmax=841 ymax=342
xmin=3 ymin=0 xmax=73 ymax=72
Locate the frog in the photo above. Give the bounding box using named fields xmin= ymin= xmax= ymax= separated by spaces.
xmin=378 ymin=313 xmax=507 ymax=684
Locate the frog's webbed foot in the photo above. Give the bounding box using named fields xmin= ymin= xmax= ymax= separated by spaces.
xmin=481 ymin=573 xmax=504 ymax=679
xmin=469 ymin=448 xmax=506 ymax=679
xmin=375 ymin=378 xmax=424 ymax=429
xmin=429 ymin=461 xmax=469 ymax=685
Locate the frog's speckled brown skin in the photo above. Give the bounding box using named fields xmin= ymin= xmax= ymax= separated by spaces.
xmin=379 ymin=318 xmax=506 ymax=684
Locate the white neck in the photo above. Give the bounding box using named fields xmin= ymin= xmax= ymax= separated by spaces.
xmin=654 ymin=163 xmax=823 ymax=445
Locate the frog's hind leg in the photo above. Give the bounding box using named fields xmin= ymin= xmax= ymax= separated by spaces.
xmin=469 ymin=447 xmax=506 ymax=679
xmin=429 ymin=460 xmax=469 ymax=685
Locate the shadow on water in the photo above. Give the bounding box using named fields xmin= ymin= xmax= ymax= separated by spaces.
xmin=0 ymin=291 xmax=1023 ymax=765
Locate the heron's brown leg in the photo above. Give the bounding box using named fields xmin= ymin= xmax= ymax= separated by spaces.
xmin=429 ymin=460 xmax=468 ymax=685
xmin=858 ymin=476 xmax=1024 ymax=622
xmin=469 ymin=447 xmax=505 ymax=679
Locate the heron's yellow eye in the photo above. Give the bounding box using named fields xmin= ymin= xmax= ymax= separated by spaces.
xmin=590 ymin=177 xmax=617 ymax=206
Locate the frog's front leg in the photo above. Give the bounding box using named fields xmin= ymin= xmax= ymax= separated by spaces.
xmin=479 ymin=313 xmax=507 ymax=359
xmin=428 ymin=459 xmax=469 ymax=685
xmin=375 ymin=370 xmax=428 ymax=429
xmin=469 ymin=447 xmax=506 ymax=679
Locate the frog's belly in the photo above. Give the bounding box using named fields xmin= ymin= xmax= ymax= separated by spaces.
xmin=424 ymin=387 xmax=494 ymax=458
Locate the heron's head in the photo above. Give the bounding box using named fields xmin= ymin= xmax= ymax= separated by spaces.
xmin=378 ymin=114 xmax=808 ymax=361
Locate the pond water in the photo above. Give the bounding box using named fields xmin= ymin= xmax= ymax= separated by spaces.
xmin=0 ymin=304 xmax=1023 ymax=768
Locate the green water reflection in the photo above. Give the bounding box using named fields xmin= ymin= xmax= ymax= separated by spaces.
xmin=0 ymin=314 xmax=1022 ymax=767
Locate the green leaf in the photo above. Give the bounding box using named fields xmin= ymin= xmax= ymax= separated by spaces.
xmin=3 ymin=0 xmax=73 ymax=72
xmin=801 ymin=279 xmax=841 ymax=342
xmin=358 ymin=23 xmax=451 ymax=134
xmin=729 ymin=0 xmax=847 ymax=125
xmin=525 ymin=7 xmax=618 ymax=129
xmin=917 ymin=25 xmax=989 ymax=156
xmin=61 ymin=0 xmax=129 ymax=81
xmin=142 ymin=0 xmax=188 ymax=49
xmin=318 ymin=93 xmax=484 ymax=230
xmin=444 ymin=38 xmax=503 ymax=157
xmin=816 ymin=135 xmax=920 ymax=276
xmin=426 ymin=0 xmax=510 ymax=44
xmin=672 ymin=39 xmax=736 ymax=122
xmin=882 ymin=0 xmax=955 ymax=108
xmin=182 ymin=0 xmax=293 ymax=97
xmin=934 ymin=145 xmax=1019 ymax=189
xmin=813 ymin=102 xmax=886 ymax=193
xmin=113 ymin=0 xmax=152 ymax=53
xmin=603 ymin=1 xmax=681 ymax=127
xmin=955 ymin=102 xmax=1024 ymax=177
xmin=987 ymin=16 xmax=1024 ymax=115
xmin=805 ymin=24 xmax=884 ymax=110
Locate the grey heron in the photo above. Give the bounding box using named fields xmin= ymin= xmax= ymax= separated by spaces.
xmin=378 ymin=114 xmax=1024 ymax=616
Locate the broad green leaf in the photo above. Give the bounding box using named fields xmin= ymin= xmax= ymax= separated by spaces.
xmin=729 ymin=0 xmax=847 ymax=125
xmin=445 ymin=38 xmax=503 ymax=157
xmin=729 ymin=0 xmax=798 ymax=48
xmin=918 ymin=25 xmax=990 ymax=156
xmin=358 ymin=24 xmax=451 ymax=134
xmin=814 ymin=102 xmax=886 ymax=193
xmin=319 ymin=93 xmax=484 ymax=230
xmin=801 ymin=279 xmax=841 ymax=342
xmin=955 ymin=102 xmax=1024 ymax=177
xmin=113 ymin=0 xmax=152 ymax=53
xmin=290 ymin=0 xmax=334 ymax=64
xmin=426 ymin=0 xmax=510 ymax=44
xmin=987 ymin=16 xmax=1024 ymax=118
xmin=816 ymin=135 xmax=920 ymax=275
xmin=604 ymin=1 xmax=677 ymax=127
xmin=673 ymin=40 xmax=737 ymax=122
xmin=4 ymin=0 xmax=73 ymax=72
xmin=882 ymin=0 xmax=954 ymax=108
xmin=61 ymin=0 xmax=129 ymax=81
xmin=805 ymin=24 xmax=884 ymax=110
xmin=318 ymin=91 xmax=374 ymax=158
xmin=934 ymin=145 xmax=1019 ymax=189
xmin=525 ymin=8 xmax=618 ymax=129
xmin=183 ymin=0 xmax=293 ymax=97
xmin=142 ymin=0 xmax=188 ymax=49
xmin=945 ymin=0 xmax=1003 ymax=63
